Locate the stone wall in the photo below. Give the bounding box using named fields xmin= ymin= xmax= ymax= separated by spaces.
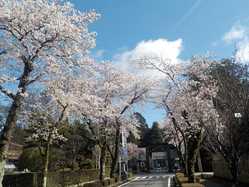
xmin=212 ymin=154 xmax=249 ymax=184
xmin=3 ymin=169 xmax=101 ymax=187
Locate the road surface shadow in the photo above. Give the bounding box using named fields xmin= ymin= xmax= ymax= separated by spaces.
xmin=202 ymin=177 xmax=249 ymax=187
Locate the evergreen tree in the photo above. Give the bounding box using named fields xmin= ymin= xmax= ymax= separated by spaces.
xmin=141 ymin=121 xmax=164 ymax=147
xmin=149 ymin=122 xmax=164 ymax=145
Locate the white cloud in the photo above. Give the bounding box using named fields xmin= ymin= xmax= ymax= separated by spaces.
xmin=222 ymin=22 xmax=249 ymax=63
xmin=223 ymin=24 xmax=247 ymax=43
xmin=113 ymin=38 xmax=183 ymax=78
xmin=235 ymin=39 xmax=249 ymax=63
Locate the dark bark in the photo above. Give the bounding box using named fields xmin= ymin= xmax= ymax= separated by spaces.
xmin=109 ymin=125 xmax=120 ymax=178
xmin=187 ymin=130 xmax=203 ymax=183
xmin=176 ymin=145 xmax=185 ymax=170
xmin=187 ymin=139 xmax=196 ymax=182
xmin=0 ymin=58 xmax=33 ymax=186
xmin=145 ymin=146 xmax=151 ymax=171
xmin=197 ymin=150 xmax=203 ymax=172
xmin=230 ymin=156 xmax=240 ymax=187
xmin=184 ymin=144 xmax=188 ymax=176
xmin=99 ymin=143 xmax=107 ymax=182
xmin=166 ymin=147 xmax=173 ymax=172
xmin=171 ymin=116 xmax=188 ymax=175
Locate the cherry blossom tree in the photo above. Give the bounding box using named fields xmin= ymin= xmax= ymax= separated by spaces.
xmin=163 ymin=57 xmax=218 ymax=182
xmin=162 ymin=117 xmax=186 ymax=171
xmin=78 ymin=62 xmax=152 ymax=180
xmin=24 ymin=93 xmax=68 ymax=187
xmin=97 ymin=64 xmax=152 ymax=179
xmin=0 ymin=0 xmax=98 ymax=185
xmin=22 ymin=73 xmax=99 ymax=187
xmin=138 ymin=55 xmax=218 ymax=182
xmin=205 ymin=59 xmax=249 ymax=187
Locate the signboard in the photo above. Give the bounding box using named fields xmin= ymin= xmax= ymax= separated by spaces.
xmin=152 ymin=152 xmax=167 ymax=160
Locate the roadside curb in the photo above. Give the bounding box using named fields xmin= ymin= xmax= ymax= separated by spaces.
xmin=115 ymin=177 xmax=136 ymax=187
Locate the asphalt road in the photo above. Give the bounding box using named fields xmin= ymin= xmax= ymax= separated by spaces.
xmin=121 ymin=173 xmax=174 ymax=187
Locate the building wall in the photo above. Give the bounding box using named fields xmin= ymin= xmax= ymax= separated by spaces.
xmin=147 ymin=144 xmax=178 ymax=172
xmin=213 ymin=154 xmax=249 ymax=184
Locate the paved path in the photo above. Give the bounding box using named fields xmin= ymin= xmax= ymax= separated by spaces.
xmin=120 ymin=174 xmax=174 ymax=187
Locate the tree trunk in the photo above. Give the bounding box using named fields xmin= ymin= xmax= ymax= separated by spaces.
xmin=0 ymin=99 xmax=21 ymax=187
xmin=187 ymin=159 xmax=195 ymax=183
xmin=70 ymin=152 xmax=77 ymax=170
xmin=0 ymin=58 xmax=33 ymax=186
xmin=167 ymin=146 xmax=173 ymax=172
xmin=197 ymin=150 xmax=203 ymax=172
xmin=171 ymin=116 xmax=188 ymax=175
xmin=184 ymin=140 xmax=189 ymax=176
xmin=0 ymin=160 xmax=5 ymax=187
xmin=42 ymin=140 xmax=51 ymax=187
xmin=187 ymin=136 xmax=196 ymax=183
xmin=110 ymin=126 xmax=120 ymax=178
xmin=99 ymin=143 xmax=107 ymax=182
xmin=187 ymin=131 xmax=203 ymax=183
xmin=230 ymin=156 xmax=240 ymax=187
xmin=146 ymin=146 xmax=151 ymax=172
xmin=176 ymin=146 xmax=185 ymax=171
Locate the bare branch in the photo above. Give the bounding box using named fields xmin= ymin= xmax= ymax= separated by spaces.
xmin=0 ymin=85 xmax=15 ymax=99
xmin=0 ymin=50 xmax=7 ymax=56
xmin=27 ymin=74 xmax=43 ymax=86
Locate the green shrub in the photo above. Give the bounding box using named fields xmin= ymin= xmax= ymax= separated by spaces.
xmin=18 ymin=147 xmax=65 ymax=172
xmin=128 ymin=172 xmax=133 ymax=178
xmin=102 ymin=179 xmax=110 ymax=186
xmin=79 ymin=159 xmax=95 ymax=169
xmin=17 ymin=147 xmax=43 ymax=172
xmin=3 ymin=172 xmax=41 ymax=187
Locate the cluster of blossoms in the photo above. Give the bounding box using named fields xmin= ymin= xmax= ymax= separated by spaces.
xmin=0 ymin=0 xmax=101 ymax=148
xmin=28 ymin=123 xmax=67 ymax=143
xmin=84 ymin=62 xmax=152 ymax=139
xmin=136 ymin=53 xmax=222 ymax=153
xmin=164 ymin=57 xmax=219 ymax=136
xmin=0 ymin=0 xmax=99 ymax=99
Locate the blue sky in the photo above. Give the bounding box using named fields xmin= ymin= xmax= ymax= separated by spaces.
xmin=70 ymin=0 xmax=249 ymax=125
